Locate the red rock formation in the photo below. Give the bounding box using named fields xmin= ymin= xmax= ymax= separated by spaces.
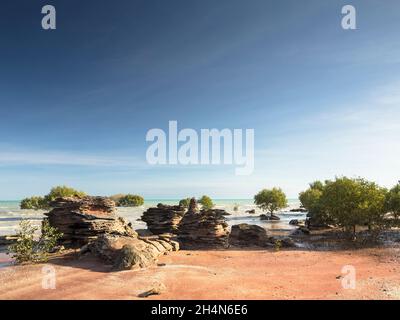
xmin=142 ymin=204 xmax=186 ymax=234
xmin=178 ymin=198 xmax=229 ymax=249
xmin=45 ymin=196 xmax=136 ymax=246
xmin=46 ymin=196 xmax=180 ymax=270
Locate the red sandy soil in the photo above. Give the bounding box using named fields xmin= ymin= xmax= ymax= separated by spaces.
xmin=0 ymin=248 xmax=399 ymax=300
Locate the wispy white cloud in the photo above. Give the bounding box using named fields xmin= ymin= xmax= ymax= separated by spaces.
xmin=0 ymin=149 xmax=144 ymax=168
xmin=253 ymin=80 xmax=400 ymax=191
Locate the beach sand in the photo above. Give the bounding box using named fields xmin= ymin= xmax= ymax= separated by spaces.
xmin=1 ymin=248 xmax=399 ymax=300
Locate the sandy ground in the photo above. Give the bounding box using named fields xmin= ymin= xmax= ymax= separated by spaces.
xmin=1 ymin=247 xmax=400 ymax=300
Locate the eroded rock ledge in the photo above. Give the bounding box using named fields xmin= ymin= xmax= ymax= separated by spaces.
xmin=47 ymin=196 xmax=179 ymax=270
xmin=86 ymin=233 xmax=179 ymax=270
xmin=177 ymin=198 xmax=230 ymax=249
xmin=142 ymin=204 xmax=186 ymax=235
xmin=229 ymin=223 xmax=295 ymax=248
xmin=45 ymin=196 xmax=136 ymax=246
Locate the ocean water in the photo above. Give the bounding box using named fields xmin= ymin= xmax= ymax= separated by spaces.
xmin=0 ymin=199 xmax=305 ymax=237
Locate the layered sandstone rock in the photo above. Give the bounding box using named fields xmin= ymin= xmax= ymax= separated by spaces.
xmin=229 ymin=224 xmax=273 ymax=247
xmin=45 ymin=196 xmax=136 ymax=246
xmin=45 ymin=196 xmax=180 ymax=270
xmin=87 ymin=233 xmax=179 ymax=270
xmin=229 ymin=223 xmax=296 ymax=248
xmin=177 ymin=198 xmax=229 ymax=249
xmin=142 ymin=204 xmax=186 ymax=234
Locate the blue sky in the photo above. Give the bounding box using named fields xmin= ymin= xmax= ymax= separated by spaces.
xmin=0 ymin=0 xmax=400 ymax=199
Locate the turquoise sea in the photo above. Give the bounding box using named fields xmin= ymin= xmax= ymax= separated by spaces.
xmin=0 ymin=199 xmax=304 ymax=237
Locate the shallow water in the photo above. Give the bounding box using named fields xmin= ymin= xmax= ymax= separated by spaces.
xmin=0 ymin=199 xmax=304 ymax=237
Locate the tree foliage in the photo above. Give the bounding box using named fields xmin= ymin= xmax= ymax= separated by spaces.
xmin=20 ymin=196 xmax=48 ymax=210
xmin=386 ymin=183 xmax=400 ymax=221
xmin=254 ymin=188 xmax=288 ymax=215
xmin=299 ymin=180 xmax=330 ymax=225
xmin=299 ymin=177 xmax=388 ymax=238
xmin=20 ymin=186 xmax=86 ymax=210
xmin=117 ymin=194 xmax=144 ymax=207
xmin=199 ymin=195 xmax=214 ymax=210
xmin=322 ymin=178 xmax=387 ymax=237
xmin=44 ymin=186 xmax=86 ymax=203
xmin=179 ymin=198 xmax=191 ymax=208
xmin=8 ymin=219 xmax=62 ymax=264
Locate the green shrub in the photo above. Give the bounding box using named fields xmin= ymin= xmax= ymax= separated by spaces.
xmin=20 ymin=196 xmax=48 ymax=210
xmin=299 ymin=180 xmax=331 ymax=225
xmin=254 ymin=188 xmax=287 ymax=216
xmin=199 ymin=195 xmax=214 ymax=210
xmin=179 ymin=198 xmax=191 ymax=208
xmin=319 ymin=177 xmax=387 ymax=238
xmin=44 ymin=185 xmax=86 ymax=203
xmin=299 ymin=177 xmax=390 ymax=238
xmin=299 ymin=181 xmax=324 ymax=212
xmin=8 ymin=219 xmax=62 ymax=264
xmin=386 ymin=184 xmax=400 ymax=222
xmin=117 ymin=194 xmax=144 ymax=207
xmin=274 ymin=240 xmax=282 ymax=252
xmin=20 ymin=186 xmax=86 ymax=210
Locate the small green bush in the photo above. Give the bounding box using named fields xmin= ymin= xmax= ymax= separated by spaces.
xmin=299 ymin=180 xmax=332 ymax=225
xmin=274 ymin=240 xmax=282 ymax=252
xmin=117 ymin=194 xmax=144 ymax=207
xmin=179 ymin=198 xmax=191 ymax=208
xmin=20 ymin=196 xmax=48 ymax=210
xmin=199 ymin=195 xmax=214 ymax=210
xmin=8 ymin=219 xmax=62 ymax=264
xmin=387 ymin=184 xmax=400 ymax=223
xmin=20 ymin=185 xmax=86 ymax=210
xmin=44 ymin=185 xmax=86 ymax=203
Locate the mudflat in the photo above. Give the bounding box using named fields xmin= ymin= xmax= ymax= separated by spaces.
xmin=0 ymin=248 xmax=399 ymax=300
